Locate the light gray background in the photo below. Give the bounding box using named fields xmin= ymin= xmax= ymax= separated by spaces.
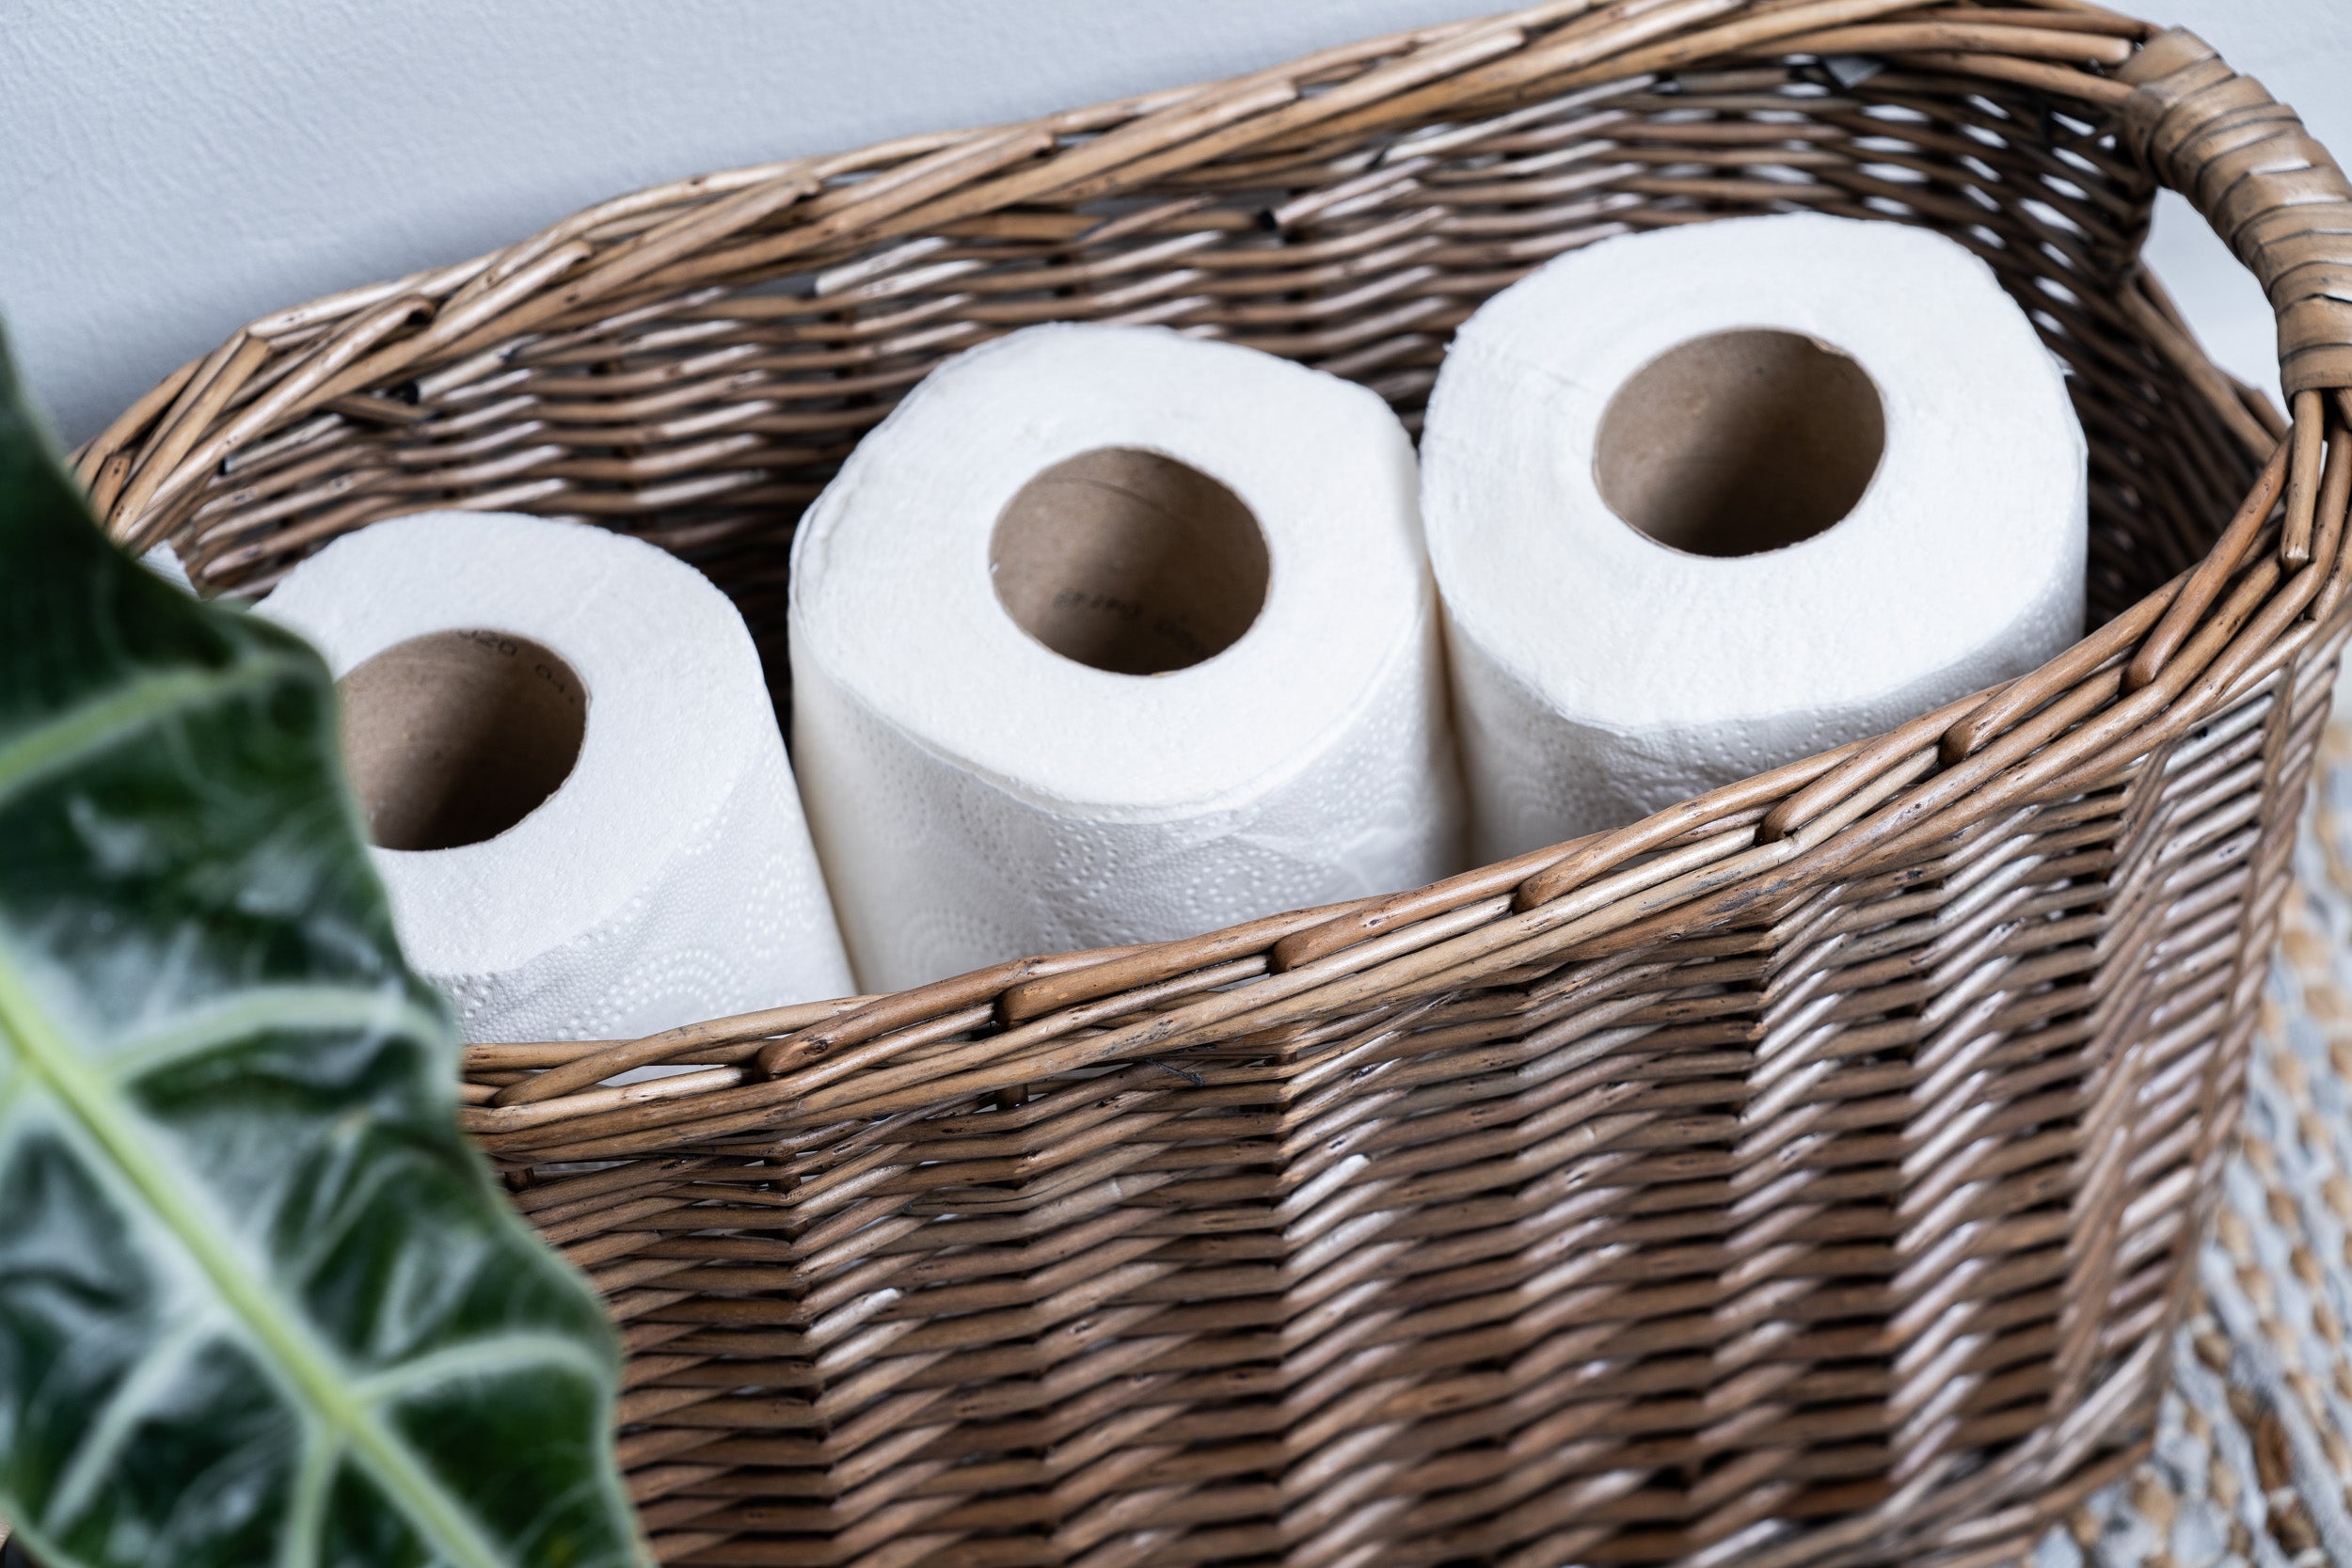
xmin=3 ymin=1 xmax=2346 ymax=445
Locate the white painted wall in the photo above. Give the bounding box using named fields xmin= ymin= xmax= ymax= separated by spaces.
xmin=3 ymin=1 xmax=2346 ymax=444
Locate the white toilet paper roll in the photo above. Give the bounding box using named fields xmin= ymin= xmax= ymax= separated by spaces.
xmin=1423 ymin=213 xmax=2088 ymax=862
xmin=137 ymin=540 xmax=192 ymax=593
xmin=790 ymin=323 xmax=1463 ymax=993
xmin=259 ymin=511 xmax=853 ymax=1042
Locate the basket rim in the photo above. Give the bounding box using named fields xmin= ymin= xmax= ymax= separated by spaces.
xmin=73 ymin=0 xmax=2352 ymax=1131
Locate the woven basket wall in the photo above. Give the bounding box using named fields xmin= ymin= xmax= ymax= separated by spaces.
xmin=81 ymin=4 xmax=2352 ymax=1564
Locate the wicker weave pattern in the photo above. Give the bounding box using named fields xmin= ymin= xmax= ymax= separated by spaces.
xmin=79 ymin=5 xmax=2352 ymax=1564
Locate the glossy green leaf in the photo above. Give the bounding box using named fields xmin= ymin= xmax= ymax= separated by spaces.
xmin=0 ymin=331 xmax=645 ymax=1568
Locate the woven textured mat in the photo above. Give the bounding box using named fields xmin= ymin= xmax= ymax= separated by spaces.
xmin=2039 ymin=709 xmax=2352 ymax=1568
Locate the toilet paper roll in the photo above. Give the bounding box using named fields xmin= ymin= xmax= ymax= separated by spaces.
xmin=790 ymin=323 xmax=1463 ymax=993
xmin=138 ymin=540 xmax=192 ymax=593
xmin=260 ymin=511 xmax=853 ymax=1041
xmin=1423 ymin=213 xmax=2088 ymax=862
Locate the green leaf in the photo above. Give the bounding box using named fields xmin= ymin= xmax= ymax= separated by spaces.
xmin=0 ymin=331 xmax=645 ymax=1568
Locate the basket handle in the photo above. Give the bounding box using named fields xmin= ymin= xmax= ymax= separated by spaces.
xmin=2117 ymin=28 xmax=2352 ymax=402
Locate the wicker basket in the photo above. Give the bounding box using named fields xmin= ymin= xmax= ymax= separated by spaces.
xmin=81 ymin=5 xmax=2352 ymax=1564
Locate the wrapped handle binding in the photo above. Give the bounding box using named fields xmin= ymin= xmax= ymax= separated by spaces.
xmin=2119 ymin=28 xmax=2352 ymax=399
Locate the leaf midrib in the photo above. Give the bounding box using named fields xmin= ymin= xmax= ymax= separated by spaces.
xmin=0 ymin=681 xmax=512 ymax=1568
xmin=0 ymin=952 xmax=510 ymax=1568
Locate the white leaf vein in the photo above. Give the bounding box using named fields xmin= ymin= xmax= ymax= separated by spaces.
xmin=0 ymin=946 xmax=513 ymax=1568
xmin=102 ymin=984 xmax=443 ymax=1085
xmin=0 ymin=656 xmax=296 ymax=813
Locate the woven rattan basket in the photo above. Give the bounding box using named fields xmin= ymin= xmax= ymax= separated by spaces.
xmin=80 ymin=5 xmax=2352 ymax=1563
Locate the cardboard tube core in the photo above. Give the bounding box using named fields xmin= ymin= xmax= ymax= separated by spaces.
xmin=337 ymin=629 xmax=586 ymax=851
xmin=991 ymin=447 xmax=1270 ymax=674
xmin=1595 ymin=327 xmax=1885 ymax=558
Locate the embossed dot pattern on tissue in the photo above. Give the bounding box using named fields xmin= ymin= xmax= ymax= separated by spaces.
xmin=1423 ymin=213 xmax=2089 ymax=863
xmin=789 ymin=324 xmax=1465 ymax=994
xmin=259 ymin=511 xmax=854 ymax=1043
